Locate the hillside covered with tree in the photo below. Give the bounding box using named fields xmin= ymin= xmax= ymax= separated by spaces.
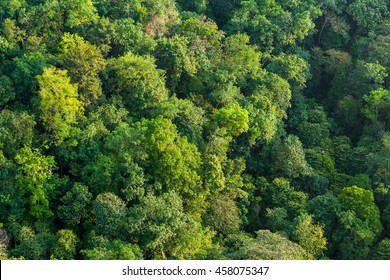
xmin=1 ymin=0 xmax=390 ymax=260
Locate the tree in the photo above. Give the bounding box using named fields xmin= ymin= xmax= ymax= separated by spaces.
xmin=93 ymin=192 xmax=127 ymax=240
xmin=51 ymin=229 xmax=79 ymax=260
xmin=271 ymin=135 xmax=312 ymax=179
xmin=203 ymin=194 xmax=242 ymax=236
xmin=363 ymin=88 xmax=390 ymax=126
xmin=76 ymin=120 xmax=146 ymax=198
xmin=0 ymin=150 xmax=20 ymax=221
xmin=296 ymin=106 xmax=331 ymax=149
xmin=220 ymin=33 xmax=261 ymax=86
xmin=332 ymin=210 xmax=377 ymax=259
xmin=0 ymin=75 xmax=16 ymax=106
xmin=57 ymin=183 xmax=92 ymax=226
xmin=338 ymin=186 xmax=383 ymax=236
xmin=372 ymin=239 xmax=390 ymax=260
xmin=37 ymin=66 xmax=84 ymax=144
xmin=368 ymin=21 xmax=390 ymax=81
xmin=128 ymin=192 xmax=214 ymax=259
xmin=265 ymin=207 xmax=290 ymax=233
xmin=11 ymin=229 xmax=56 ymax=260
xmin=20 ymin=0 xmax=98 ymax=40
xmin=316 ymin=0 xmax=349 ymax=47
xmin=304 ymin=149 xmax=336 ymax=181
xmin=0 ymin=227 xmax=11 ymax=259
xmin=103 ymin=52 xmax=168 ymax=116
xmin=1 ymin=0 xmax=390 ymax=261
xmin=142 ymin=0 xmax=181 ymax=38
xmin=335 ymin=95 xmax=364 ymax=139
xmin=209 ymin=0 xmax=241 ymax=25
xmin=154 ymin=35 xmax=196 ymax=92
xmin=238 ymin=230 xmax=308 ymax=260
xmin=292 ymin=214 xmax=327 ymax=259
xmin=211 ymin=102 xmax=249 ymax=137
xmin=15 ymin=146 xmax=56 ymax=222
xmin=138 ymin=117 xmax=203 ymax=205
xmin=177 ymin=0 xmax=208 ymax=14
xmin=0 ymin=110 xmax=35 ymax=158
xmin=227 ymin=0 xmax=319 ymax=53
xmin=58 ymin=33 xmax=106 ymax=105
xmin=0 ymin=0 xmax=25 ymax=20
xmin=152 ymin=96 xmax=205 ymax=145
xmin=266 ymin=54 xmax=309 ymax=88
xmin=367 ymin=133 xmax=390 ymax=186
xmin=347 ymin=0 xmax=389 ymax=32
xmin=259 ymin=178 xmax=308 ymax=220
xmin=82 ymin=236 xmax=143 ymax=260
xmin=332 ymin=186 xmax=383 ymax=259
xmin=307 ymin=193 xmax=341 ymax=240
xmin=62 ymin=0 xmax=98 ymax=28
xmin=244 ymin=71 xmax=292 ymax=144
xmin=11 ymin=52 xmax=50 ymax=102
xmin=112 ymin=18 xmax=156 ymax=56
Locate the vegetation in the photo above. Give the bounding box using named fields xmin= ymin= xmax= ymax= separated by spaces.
xmin=1 ymin=0 xmax=390 ymax=260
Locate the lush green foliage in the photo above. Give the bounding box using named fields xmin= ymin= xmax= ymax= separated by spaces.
xmin=1 ymin=0 xmax=389 ymax=260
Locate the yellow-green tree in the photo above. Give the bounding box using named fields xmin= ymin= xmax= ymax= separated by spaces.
xmin=37 ymin=66 xmax=83 ymax=144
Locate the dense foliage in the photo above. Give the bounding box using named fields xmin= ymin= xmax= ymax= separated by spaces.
xmin=1 ymin=0 xmax=390 ymax=260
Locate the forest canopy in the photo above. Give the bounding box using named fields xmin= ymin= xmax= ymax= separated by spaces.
xmin=1 ymin=0 xmax=390 ymax=260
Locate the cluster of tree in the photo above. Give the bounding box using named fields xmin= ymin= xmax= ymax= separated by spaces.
xmin=1 ymin=0 xmax=390 ymax=260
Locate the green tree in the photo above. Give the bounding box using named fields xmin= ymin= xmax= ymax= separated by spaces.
xmin=237 ymin=230 xmax=308 ymax=260
xmin=152 ymin=96 xmax=205 ymax=145
xmin=58 ymin=33 xmax=106 ymax=105
xmin=138 ymin=117 xmax=203 ymax=206
xmin=271 ymin=135 xmax=312 ymax=179
xmin=307 ymin=193 xmax=341 ymax=240
xmin=333 ymin=210 xmax=377 ymax=259
xmin=265 ymin=207 xmax=290 ymax=233
xmin=338 ymin=186 xmax=383 ymax=236
xmin=0 ymin=110 xmax=35 ymax=158
xmin=177 ymin=0 xmax=208 ymax=14
xmin=347 ymin=0 xmax=389 ymax=32
xmin=259 ymin=178 xmax=308 ymax=220
xmin=220 ymin=33 xmax=261 ymax=86
xmin=37 ymin=66 xmax=84 ymax=144
xmin=154 ymin=35 xmax=196 ymax=92
xmin=363 ymin=88 xmax=390 ymax=125
xmin=15 ymin=146 xmax=56 ymax=222
xmin=128 ymin=192 xmax=214 ymax=259
xmin=11 ymin=52 xmax=50 ymax=102
xmin=332 ymin=186 xmax=383 ymax=259
xmin=93 ymin=192 xmax=127 ymax=240
xmin=296 ymin=106 xmax=331 ymax=149
xmin=372 ymin=239 xmax=390 ymax=260
xmin=0 ymin=75 xmax=16 ymax=106
xmin=292 ymin=214 xmax=327 ymax=259
xmin=246 ymin=77 xmax=291 ymax=144
xmin=0 ymin=150 xmax=20 ymax=221
xmin=209 ymin=0 xmax=241 ymax=25
xmin=112 ymin=18 xmax=156 ymax=56
xmin=266 ymin=54 xmax=309 ymax=88
xmin=0 ymin=0 xmax=25 ymax=20
xmin=367 ymin=133 xmax=390 ymax=185
xmin=82 ymin=235 xmax=143 ymax=260
xmin=51 ymin=229 xmax=79 ymax=260
xmin=211 ymin=102 xmax=249 ymax=137
xmin=57 ymin=183 xmax=92 ymax=226
xmin=103 ymin=52 xmax=168 ymax=116
xmin=60 ymin=0 xmax=98 ymax=29
xmin=227 ymin=0 xmax=319 ymax=53
xmin=11 ymin=228 xmax=56 ymax=260
xmin=203 ymin=194 xmax=242 ymax=236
